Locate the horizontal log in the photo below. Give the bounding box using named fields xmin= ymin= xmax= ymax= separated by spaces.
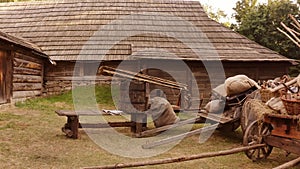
xmin=45 ymin=76 xmax=112 ymax=81
xmin=13 ymin=74 xmax=42 ymax=83
xmin=15 ymin=52 xmax=43 ymax=64
xmin=14 ymin=58 xmax=42 ymax=70
xmin=13 ymin=83 xmax=42 ymax=91
xmin=46 ymin=71 xmax=74 ymax=77
xmin=13 ymin=67 xmax=41 ymax=76
xmin=13 ymin=90 xmax=41 ymax=99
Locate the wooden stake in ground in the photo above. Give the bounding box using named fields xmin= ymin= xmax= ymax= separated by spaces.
xmin=82 ymin=144 xmax=266 ymax=169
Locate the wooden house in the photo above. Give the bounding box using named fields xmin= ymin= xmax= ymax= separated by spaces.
xmin=0 ymin=31 xmax=49 ymax=105
xmin=0 ymin=0 xmax=293 ymax=105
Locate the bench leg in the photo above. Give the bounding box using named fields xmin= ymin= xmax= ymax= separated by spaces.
xmin=131 ymin=114 xmax=147 ymax=134
xmin=62 ymin=115 xmax=79 ymax=139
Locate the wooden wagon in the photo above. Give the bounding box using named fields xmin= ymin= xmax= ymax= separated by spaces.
xmin=243 ymin=112 xmax=300 ymax=159
xmin=242 ymin=97 xmax=300 ymax=168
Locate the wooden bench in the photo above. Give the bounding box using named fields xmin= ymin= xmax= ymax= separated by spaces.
xmin=55 ymin=110 xmax=147 ymax=139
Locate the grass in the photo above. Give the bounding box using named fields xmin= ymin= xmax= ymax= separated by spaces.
xmin=0 ymin=85 xmax=299 ymax=169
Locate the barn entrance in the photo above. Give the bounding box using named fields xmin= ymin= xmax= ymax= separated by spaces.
xmin=0 ymin=51 xmax=7 ymax=104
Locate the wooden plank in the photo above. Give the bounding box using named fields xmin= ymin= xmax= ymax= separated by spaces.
xmin=264 ymin=135 xmax=300 ymax=155
xmin=81 ymin=122 xmax=134 ymax=128
xmin=264 ymin=116 xmax=300 ymax=140
xmin=0 ymin=50 xmax=7 ymax=103
xmin=55 ymin=110 xmax=109 ymax=116
xmin=142 ymin=123 xmax=219 ymax=149
xmin=5 ymin=51 xmax=12 ymax=103
xmin=198 ymin=111 xmax=232 ymax=124
xmin=137 ymin=117 xmax=200 ymax=137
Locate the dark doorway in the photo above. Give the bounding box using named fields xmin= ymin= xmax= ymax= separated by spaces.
xmin=0 ymin=51 xmax=7 ymax=104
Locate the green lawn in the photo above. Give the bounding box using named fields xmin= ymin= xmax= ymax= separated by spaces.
xmin=0 ymin=85 xmax=299 ymax=169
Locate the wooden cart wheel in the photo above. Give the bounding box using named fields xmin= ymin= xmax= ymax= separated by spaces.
xmin=243 ymin=120 xmax=273 ymax=161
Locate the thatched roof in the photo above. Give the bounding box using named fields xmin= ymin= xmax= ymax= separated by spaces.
xmin=0 ymin=0 xmax=291 ymax=62
xmin=0 ymin=30 xmax=47 ymax=58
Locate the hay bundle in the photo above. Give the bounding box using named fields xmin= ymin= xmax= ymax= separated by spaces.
xmin=241 ymin=99 xmax=275 ymax=132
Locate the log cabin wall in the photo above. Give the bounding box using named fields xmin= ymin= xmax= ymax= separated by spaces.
xmin=12 ymin=51 xmax=45 ymax=101
xmin=44 ymin=60 xmax=290 ymax=109
xmin=44 ymin=61 xmax=115 ymax=95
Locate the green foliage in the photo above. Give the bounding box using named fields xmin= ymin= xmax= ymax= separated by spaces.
xmin=233 ymin=0 xmax=299 ymax=60
xmin=202 ymin=4 xmax=231 ymax=28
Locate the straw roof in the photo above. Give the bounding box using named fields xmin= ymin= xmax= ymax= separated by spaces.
xmin=0 ymin=0 xmax=291 ymax=62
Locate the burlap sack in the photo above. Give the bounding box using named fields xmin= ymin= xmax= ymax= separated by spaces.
xmin=266 ymin=97 xmax=287 ymax=114
xmin=212 ymin=84 xmax=227 ymax=98
xmin=225 ymin=75 xmax=259 ymax=96
xmin=147 ymin=97 xmax=180 ymax=128
xmin=204 ymin=99 xmax=225 ymax=113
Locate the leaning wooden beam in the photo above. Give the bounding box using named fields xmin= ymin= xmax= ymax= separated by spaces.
xmin=272 ymin=156 xmax=300 ymax=169
xmin=290 ymin=29 xmax=300 ymax=36
xmin=291 ymin=22 xmax=300 ymax=32
xmin=82 ymin=144 xmax=266 ymax=169
xmin=277 ymin=27 xmax=300 ymax=48
xmin=281 ymin=22 xmax=300 ymax=44
xmin=99 ymin=66 xmax=187 ymax=88
xmin=289 ymin=14 xmax=300 ymax=30
xmin=102 ymin=69 xmax=182 ymax=90
xmin=142 ymin=123 xmax=219 ymax=149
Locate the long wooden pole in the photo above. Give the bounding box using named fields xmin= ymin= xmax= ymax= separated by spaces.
xmin=272 ymin=156 xmax=300 ymax=169
xmin=280 ymin=22 xmax=300 ymax=45
xmin=289 ymin=14 xmax=300 ymax=30
xmin=277 ymin=27 xmax=300 ymax=48
xmin=102 ymin=69 xmax=183 ymax=90
xmin=100 ymin=66 xmax=187 ymax=88
xmin=82 ymin=144 xmax=266 ymax=169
